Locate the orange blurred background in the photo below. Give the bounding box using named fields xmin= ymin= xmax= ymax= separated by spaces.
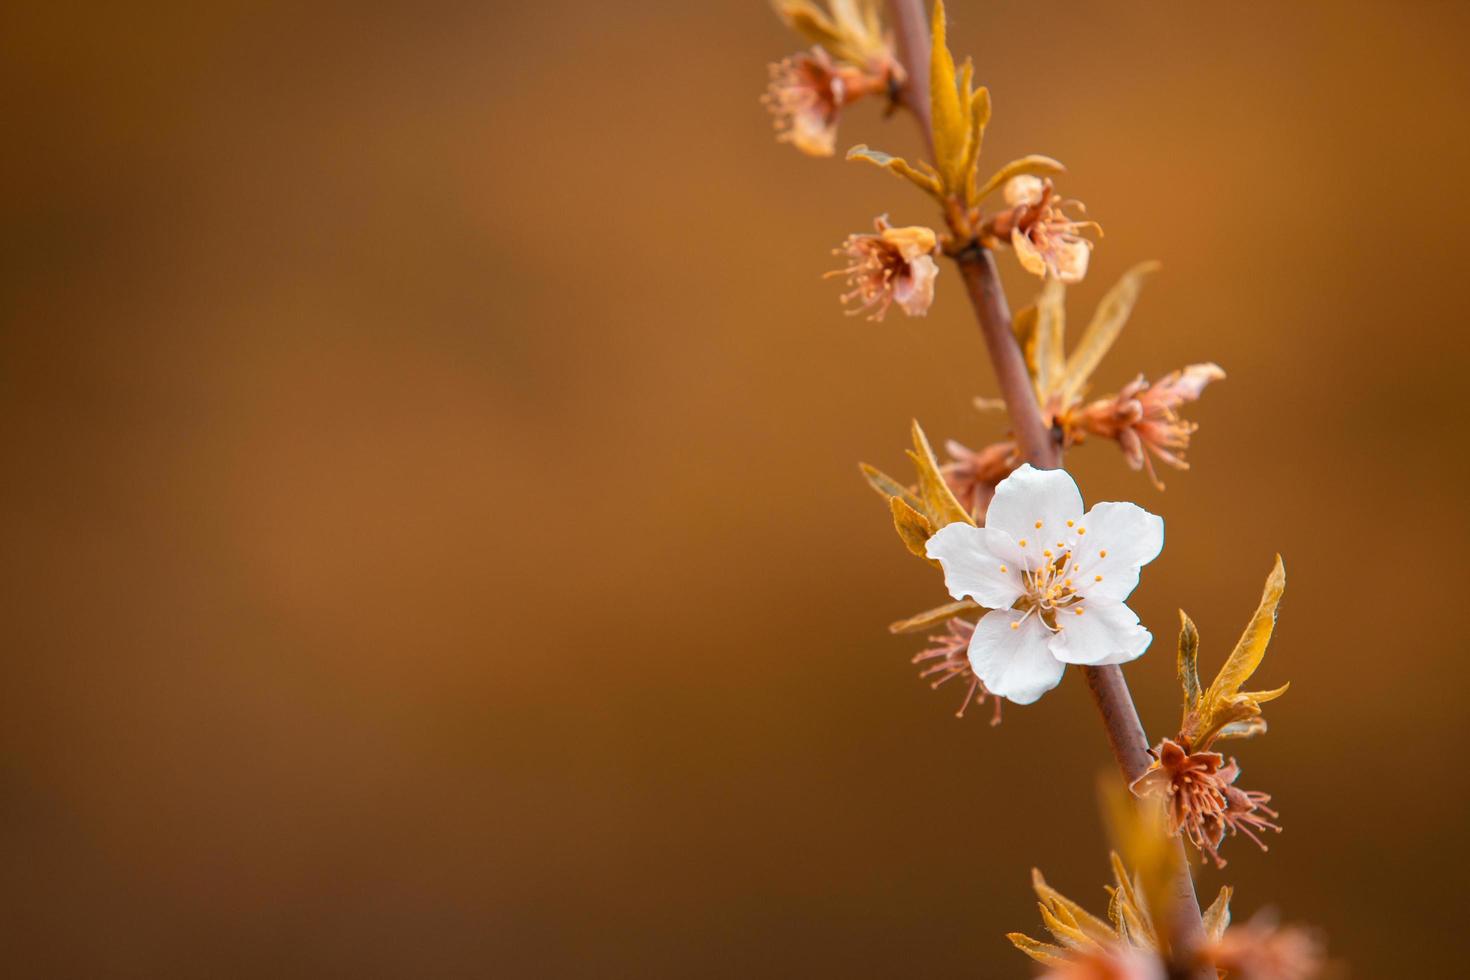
xmin=3 ymin=1 xmax=1468 ymax=975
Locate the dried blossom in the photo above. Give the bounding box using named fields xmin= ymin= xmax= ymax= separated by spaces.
xmin=1011 ymin=265 xmax=1222 ymax=489
xmin=1072 ymin=364 xmax=1225 ymax=488
xmin=1130 ymin=741 xmax=1280 ymax=868
xmin=764 ymin=2 xmax=901 ymax=156
xmin=939 ymin=438 xmax=1016 ymax=520
xmin=1131 ymin=559 xmax=1290 ymax=866
xmin=827 ymin=216 xmax=939 ymax=319
xmin=1206 ymin=917 xmax=1325 ymax=980
xmin=763 ymin=47 xmax=893 ymax=157
xmin=911 ymin=617 xmax=1001 ymax=722
xmin=985 ymin=175 xmax=1101 ymax=283
xmin=926 ymin=465 xmax=1161 ymax=704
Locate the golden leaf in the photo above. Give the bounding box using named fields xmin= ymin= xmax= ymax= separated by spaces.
xmin=888 ymin=599 xmax=979 ymax=634
xmin=1184 ymin=556 xmax=1289 ymax=749
xmin=1005 ymin=933 xmax=1070 ymax=966
xmin=890 ymin=496 xmax=935 ymax=561
xmin=1177 ymin=610 xmax=1202 ymax=715
xmin=1204 ymin=556 xmax=1285 ymax=708
xmin=974 ymin=154 xmax=1067 ymax=203
xmin=858 ymin=462 xmax=922 ymax=511
xmin=963 ymin=86 xmax=992 ymax=204
xmin=1057 ymin=260 xmax=1161 ymax=406
xmin=928 ymin=0 xmax=971 ymax=193
xmin=845 ymin=145 xmax=943 ymax=197
xmin=1012 ymin=303 xmax=1039 ymax=376
xmin=1032 ymin=278 xmax=1067 ymax=404
xmin=906 ymin=419 xmax=974 ymax=529
xmin=1031 ymin=869 xmax=1115 ymax=945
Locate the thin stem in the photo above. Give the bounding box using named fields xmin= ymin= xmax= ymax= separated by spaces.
xmin=883 ymin=0 xmax=1211 ymax=973
xmin=885 ymin=0 xmax=932 ymax=158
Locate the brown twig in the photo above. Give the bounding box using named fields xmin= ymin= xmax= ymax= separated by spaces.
xmin=885 ymin=1 xmax=1211 ymax=974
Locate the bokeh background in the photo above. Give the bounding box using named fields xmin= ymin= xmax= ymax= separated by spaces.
xmin=4 ymin=1 xmax=1468 ymax=976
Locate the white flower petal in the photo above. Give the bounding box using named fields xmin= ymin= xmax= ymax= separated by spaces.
xmin=1069 ymin=501 xmax=1164 ymax=603
xmin=926 ymin=523 xmax=1024 ymax=609
xmin=984 ymin=464 xmax=1085 ymax=557
xmin=1047 ymin=600 xmax=1152 ymax=666
xmin=967 ymin=608 xmax=1066 ymax=705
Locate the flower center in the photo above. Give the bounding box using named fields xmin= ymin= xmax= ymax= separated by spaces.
xmin=1016 ymin=551 xmax=1082 ymax=631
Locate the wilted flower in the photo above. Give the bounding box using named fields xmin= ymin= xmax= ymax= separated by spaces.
xmin=924 ymin=465 xmax=1161 ymax=704
xmin=764 ymin=47 xmax=892 ymax=157
xmin=1131 ymin=559 xmax=1290 ymax=866
xmin=1130 ymin=740 xmax=1280 ymax=868
xmin=911 ymin=617 xmax=1002 ymax=722
xmin=827 ymin=215 xmax=939 ymax=320
xmin=990 ymin=175 xmax=1100 ymax=284
xmin=940 ymin=438 xmax=1017 ymax=520
xmin=764 ymin=2 xmax=901 ymax=156
xmin=1073 ymin=364 xmax=1226 ymax=488
xmin=1207 ymin=917 xmax=1325 ymax=980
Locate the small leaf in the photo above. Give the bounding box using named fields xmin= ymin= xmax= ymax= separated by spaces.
xmin=907 ymin=419 xmax=974 ymax=528
xmin=889 ymin=599 xmax=979 ymax=634
xmin=1215 ymin=717 xmax=1268 ymax=742
xmin=1031 ymin=869 xmax=1115 ymax=945
xmin=1032 ymin=278 xmax=1067 ymax=404
xmin=928 ymin=0 xmax=969 ymax=192
xmin=1058 ymin=260 xmax=1161 ymax=405
xmin=772 ymin=1 xmax=842 ymax=51
xmin=1177 ymin=610 xmax=1202 ymax=712
xmin=1012 ymin=303 xmax=1039 ymax=376
xmin=890 ymin=496 xmax=935 ymax=560
xmin=1202 ymin=886 xmax=1234 ymax=943
xmin=1205 ymin=556 xmax=1286 ymax=706
xmin=974 ymin=154 xmax=1067 ymax=202
xmin=858 ymin=462 xmax=921 ymax=511
xmin=845 ymin=144 xmax=942 ymax=196
xmin=963 ymin=86 xmax=991 ymax=204
xmin=1006 ymin=933 xmax=1070 ymax=966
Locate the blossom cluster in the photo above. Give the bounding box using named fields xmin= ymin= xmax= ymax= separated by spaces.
xmin=764 ymin=1 xmax=1323 ymax=975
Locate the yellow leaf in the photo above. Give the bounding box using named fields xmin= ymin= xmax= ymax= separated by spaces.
xmin=1006 ymin=933 xmax=1070 ymax=966
xmin=1058 ymin=260 xmax=1161 ymax=405
xmin=888 ymin=599 xmax=979 ymax=634
xmin=928 ymin=0 xmax=970 ymax=192
xmin=772 ymin=1 xmax=842 ymax=50
xmin=890 ymin=496 xmax=935 ymax=560
xmin=845 ymin=144 xmax=942 ymax=197
xmin=1177 ymin=610 xmax=1202 ymax=714
xmin=963 ymin=86 xmax=991 ymax=204
xmin=1032 ymin=278 xmax=1066 ymax=404
xmin=906 ymin=419 xmax=974 ymax=528
xmin=1031 ymin=869 xmax=1115 ymax=945
xmin=1204 ymin=555 xmax=1286 ymax=707
xmin=858 ymin=462 xmax=921 ymax=511
xmin=1012 ymin=303 xmax=1039 ymax=377
xmin=974 ymin=154 xmax=1067 ymax=202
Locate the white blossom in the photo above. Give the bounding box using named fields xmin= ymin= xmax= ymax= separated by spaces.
xmin=925 ymin=464 xmax=1163 ymax=704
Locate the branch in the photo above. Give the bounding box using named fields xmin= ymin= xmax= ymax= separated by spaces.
xmin=883 ymin=1 xmax=1211 ymax=974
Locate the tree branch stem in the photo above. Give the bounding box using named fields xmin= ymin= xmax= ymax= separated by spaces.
xmin=883 ymin=1 xmax=1211 ymax=974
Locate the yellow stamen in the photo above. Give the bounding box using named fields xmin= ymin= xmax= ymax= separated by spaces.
xmin=1066 ymin=520 xmax=1074 ymax=527
xmin=1034 ymin=520 xmax=1043 ymax=529
xmin=1099 ymin=549 xmax=1107 ymax=557
xmin=1009 ymin=621 xmax=1019 ymax=630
